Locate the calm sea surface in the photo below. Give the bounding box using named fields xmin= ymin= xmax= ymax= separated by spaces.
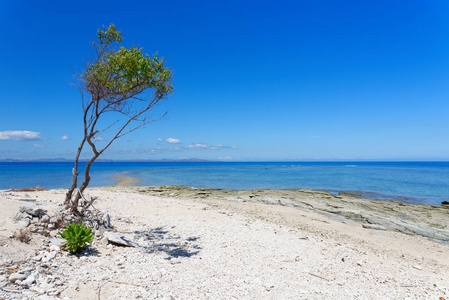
xmin=0 ymin=161 xmax=448 ymax=205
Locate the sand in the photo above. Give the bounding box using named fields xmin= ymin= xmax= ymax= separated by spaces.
xmin=0 ymin=186 xmax=448 ymax=299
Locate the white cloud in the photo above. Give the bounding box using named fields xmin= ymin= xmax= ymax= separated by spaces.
xmin=33 ymin=144 xmax=45 ymax=148
xmin=93 ymin=137 xmax=105 ymax=141
xmin=185 ymin=143 xmax=208 ymax=149
xmin=166 ymin=138 xmax=180 ymax=144
xmin=60 ymin=135 xmax=70 ymax=140
xmin=0 ymin=130 xmax=43 ymax=141
xmin=185 ymin=143 xmax=237 ymax=150
xmin=157 ymin=138 xmax=163 ymax=142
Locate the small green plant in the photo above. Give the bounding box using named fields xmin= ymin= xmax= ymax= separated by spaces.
xmin=59 ymin=221 xmax=94 ymax=253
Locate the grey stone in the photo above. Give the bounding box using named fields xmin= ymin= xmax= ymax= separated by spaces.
xmin=9 ymin=273 xmax=27 ymax=283
xmin=100 ymin=236 xmax=109 ymax=246
xmin=42 ymin=251 xmax=57 ymax=263
xmin=20 ymin=273 xmax=36 ymax=286
xmin=14 ymin=211 xmax=31 ymax=221
xmin=49 ymin=245 xmax=61 ymax=252
xmin=41 ymin=214 xmax=50 ymax=223
xmin=47 ymin=288 xmax=60 ymax=296
xmin=2 ymin=285 xmax=22 ymax=293
xmin=18 ymin=219 xmax=31 ymax=228
xmin=103 ymin=231 xmax=138 ymax=247
xmin=19 ymin=203 xmax=47 ymax=217
xmin=103 ymin=212 xmax=111 ymax=228
xmin=49 ymin=238 xmax=65 ymax=248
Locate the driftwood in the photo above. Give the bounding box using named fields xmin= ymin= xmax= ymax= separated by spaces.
xmin=9 ymin=186 xmax=49 ymax=192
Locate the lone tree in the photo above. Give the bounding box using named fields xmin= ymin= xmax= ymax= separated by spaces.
xmin=64 ymin=24 xmax=173 ymax=214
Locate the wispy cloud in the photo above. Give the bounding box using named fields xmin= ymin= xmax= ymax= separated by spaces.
xmin=185 ymin=143 xmax=236 ymax=150
xmin=166 ymin=138 xmax=180 ymax=144
xmin=157 ymin=138 xmax=163 ymax=142
xmin=0 ymin=130 xmax=43 ymax=141
xmin=60 ymin=135 xmax=70 ymax=140
xmin=185 ymin=143 xmax=208 ymax=149
xmin=33 ymin=144 xmax=45 ymax=148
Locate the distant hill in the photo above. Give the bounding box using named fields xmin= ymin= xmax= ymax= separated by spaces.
xmin=0 ymin=158 xmax=211 ymax=163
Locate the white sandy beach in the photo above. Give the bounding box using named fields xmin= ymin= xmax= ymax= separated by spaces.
xmin=1 ymin=186 xmax=448 ymax=299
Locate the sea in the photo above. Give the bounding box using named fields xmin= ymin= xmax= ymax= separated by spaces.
xmin=0 ymin=161 xmax=448 ymax=205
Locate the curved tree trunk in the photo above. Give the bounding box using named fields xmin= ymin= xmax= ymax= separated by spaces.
xmin=64 ymin=139 xmax=86 ymax=208
xmin=69 ymin=154 xmax=99 ymax=214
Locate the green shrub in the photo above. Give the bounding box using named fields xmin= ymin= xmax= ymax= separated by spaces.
xmin=59 ymin=221 xmax=94 ymax=253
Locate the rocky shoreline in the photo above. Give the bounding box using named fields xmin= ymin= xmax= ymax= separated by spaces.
xmin=139 ymin=185 xmax=449 ymax=244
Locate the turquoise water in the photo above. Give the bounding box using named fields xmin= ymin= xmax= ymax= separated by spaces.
xmin=0 ymin=161 xmax=448 ymax=205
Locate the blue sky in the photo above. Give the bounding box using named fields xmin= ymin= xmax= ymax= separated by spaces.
xmin=1 ymin=0 xmax=449 ymax=161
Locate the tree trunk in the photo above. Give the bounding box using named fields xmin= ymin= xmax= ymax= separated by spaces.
xmin=64 ymin=139 xmax=86 ymax=209
xmin=69 ymin=154 xmax=99 ymax=214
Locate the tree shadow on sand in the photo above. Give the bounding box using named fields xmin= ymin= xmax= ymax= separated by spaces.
xmin=134 ymin=227 xmax=201 ymax=259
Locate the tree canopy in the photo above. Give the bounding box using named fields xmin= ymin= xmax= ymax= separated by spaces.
xmin=65 ymin=24 xmax=173 ymax=213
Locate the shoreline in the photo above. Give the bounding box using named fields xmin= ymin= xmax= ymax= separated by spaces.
xmin=106 ymin=173 xmax=449 ymax=243
xmin=110 ymin=171 xmax=443 ymax=206
xmin=135 ymin=185 xmax=449 ymax=244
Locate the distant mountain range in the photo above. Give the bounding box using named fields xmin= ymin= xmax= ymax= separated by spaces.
xmin=0 ymin=158 xmax=211 ymax=163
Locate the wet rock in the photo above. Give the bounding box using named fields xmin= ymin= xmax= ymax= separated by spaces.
xmin=103 ymin=231 xmax=138 ymax=247
xmin=442 ymin=201 xmax=449 ymax=205
xmin=19 ymin=203 xmax=47 ymax=217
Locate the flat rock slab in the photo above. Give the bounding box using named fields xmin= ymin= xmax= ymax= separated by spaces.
xmin=9 ymin=273 xmax=27 ymax=283
xmin=19 ymin=203 xmax=47 ymax=217
xmin=103 ymin=231 xmax=138 ymax=247
xmin=49 ymin=238 xmax=65 ymax=248
xmin=18 ymin=219 xmax=31 ymax=228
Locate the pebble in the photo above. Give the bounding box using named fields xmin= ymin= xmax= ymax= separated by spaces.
xmin=9 ymin=273 xmax=27 ymax=283
xmin=18 ymin=219 xmax=31 ymax=228
xmin=21 ymin=273 xmax=37 ymax=286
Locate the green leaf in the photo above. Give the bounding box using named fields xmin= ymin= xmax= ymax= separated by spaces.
xmin=58 ymin=221 xmax=94 ymax=254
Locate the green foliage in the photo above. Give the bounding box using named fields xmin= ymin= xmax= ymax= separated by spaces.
xmin=59 ymin=222 xmax=94 ymax=253
xmin=83 ymin=23 xmax=172 ymax=101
